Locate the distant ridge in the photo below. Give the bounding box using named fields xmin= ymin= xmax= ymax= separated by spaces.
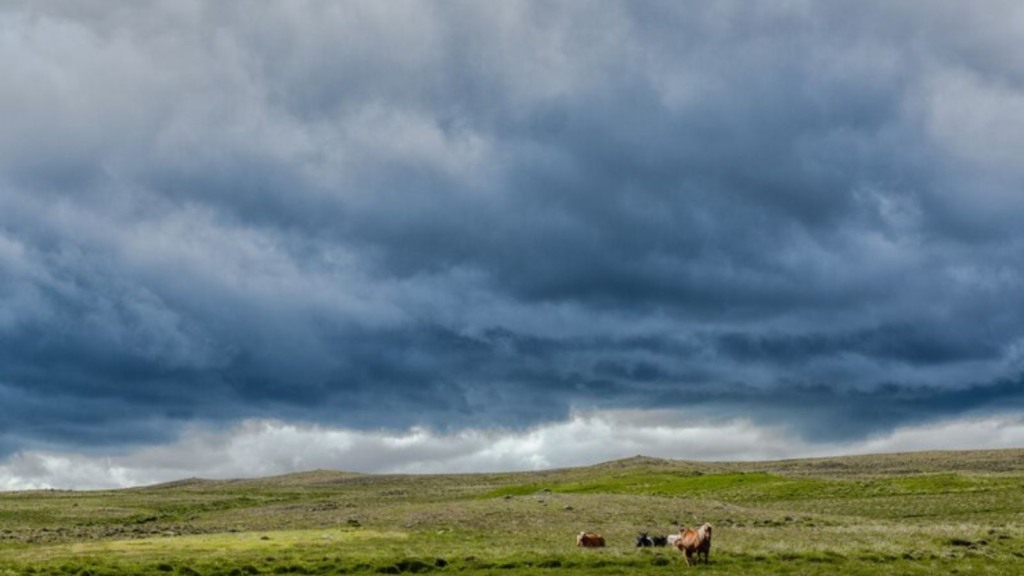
xmin=597 ymin=455 xmax=674 ymax=468
xmin=554 ymin=448 xmax=1024 ymax=478
xmin=143 ymin=477 xmax=216 ymax=490
xmin=736 ymin=447 xmax=1024 ymax=475
xmin=137 ymin=447 xmax=1024 ymax=490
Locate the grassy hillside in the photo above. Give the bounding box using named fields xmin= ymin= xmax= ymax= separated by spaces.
xmin=2 ymin=449 xmax=1023 ymax=575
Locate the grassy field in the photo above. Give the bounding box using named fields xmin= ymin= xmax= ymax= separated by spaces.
xmin=2 ymin=449 xmax=1024 ymax=575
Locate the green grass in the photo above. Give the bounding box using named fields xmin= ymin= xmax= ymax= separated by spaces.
xmin=2 ymin=450 xmax=1024 ymax=574
xmin=484 ymin=470 xmax=790 ymax=498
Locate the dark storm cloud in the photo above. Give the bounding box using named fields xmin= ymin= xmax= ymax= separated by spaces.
xmin=2 ymin=0 xmax=1024 ymax=459
xmin=714 ymin=324 xmax=1005 ymax=367
xmin=722 ymin=377 xmax=1024 ymax=442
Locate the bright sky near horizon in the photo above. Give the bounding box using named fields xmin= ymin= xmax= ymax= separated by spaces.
xmin=2 ymin=1 xmax=1024 ymax=489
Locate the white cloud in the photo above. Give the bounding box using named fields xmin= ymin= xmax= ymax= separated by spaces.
xmin=3 ymin=410 xmax=1023 ymax=491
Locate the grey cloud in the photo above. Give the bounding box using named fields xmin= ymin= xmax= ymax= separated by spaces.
xmin=735 ymin=377 xmax=1024 ymax=442
xmin=2 ymin=1 xmax=1024 ymax=464
xmin=714 ymin=324 xmax=1005 ymax=367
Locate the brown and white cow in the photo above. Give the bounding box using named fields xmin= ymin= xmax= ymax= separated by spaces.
xmin=576 ymin=531 xmax=606 ymax=547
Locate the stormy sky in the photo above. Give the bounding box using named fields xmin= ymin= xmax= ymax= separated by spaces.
xmin=3 ymin=1 xmax=1024 ymax=489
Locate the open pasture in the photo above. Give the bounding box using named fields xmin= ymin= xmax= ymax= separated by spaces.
xmin=2 ymin=450 xmax=1023 ymax=575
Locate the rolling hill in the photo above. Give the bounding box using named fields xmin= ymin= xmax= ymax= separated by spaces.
xmin=2 ymin=449 xmax=1023 ymax=575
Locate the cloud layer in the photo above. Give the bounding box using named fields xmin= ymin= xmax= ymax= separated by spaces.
xmin=2 ymin=1 xmax=1024 ymax=485
xmin=6 ymin=411 xmax=1024 ymax=490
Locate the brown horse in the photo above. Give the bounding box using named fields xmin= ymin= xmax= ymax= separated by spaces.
xmin=675 ymin=523 xmax=712 ymax=565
